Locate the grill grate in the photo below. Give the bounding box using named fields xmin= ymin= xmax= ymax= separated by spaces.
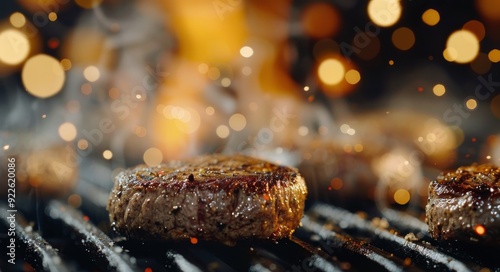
xmin=1 ymin=183 xmax=500 ymax=271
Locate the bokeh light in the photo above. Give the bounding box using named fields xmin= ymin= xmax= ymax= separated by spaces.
xmin=432 ymin=84 xmax=446 ymax=96
xmin=394 ymin=189 xmax=410 ymax=205
xmin=392 ymin=27 xmax=415 ymax=51
xmin=9 ymin=12 xmax=26 ymax=28
xmin=298 ymin=126 xmax=309 ymax=136
xmin=474 ymin=225 xmax=486 ymax=236
xmin=205 ymin=106 xmax=215 ymax=115
xmin=102 ymin=150 xmax=113 ymax=160
xmin=318 ymin=58 xmax=345 ymax=85
xmin=229 ymin=113 xmax=247 ymax=131
xmin=345 ymin=69 xmax=361 ymax=85
xmin=216 ymin=125 xmax=230 ymax=139
xmin=221 ymin=77 xmax=231 ymax=87
xmin=422 ymin=9 xmax=440 ymax=26
xmin=466 ymin=98 xmax=478 ymax=110
xmin=301 ymin=2 xmax=341 ymax=38
xmin=83 ymin=65 xmax=100 ymax=82
xmin=48 ymin=12 xmax=58 ymax=22
xmin=240 ymin=46 xmax=254 ymax=58
xmin=490 ymin=95 xmax=500 ymax=118
xmin=462 ymin=20 xmax=485 ymax=41
xmin=0 ymin=29 xmax=30 ymax=65
xmin=58 ymin=122 xmax=77 ymax=142
xmin=60 ymin=58 xmax=72 ymax=70
xmin=77 ymin=139 xmax=89 ymax=150
xmin=68 ymin=194 xmax=82 ymax=208
xmin=488 ymin=49 xmax=500 ymax=63
xmin=444 ymin=30 xmax=479 ymax=63
xmin=143 ymin=147 xmax=163 ymax=167
xmin=367 ymin=0 xmax=402 ymax=27
xmin=22 ymin=54 xmax=65 ymax=98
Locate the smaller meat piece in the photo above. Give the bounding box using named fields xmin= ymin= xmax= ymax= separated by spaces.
xmin=107 ymin=154 xmax=307 ymax=245
xmin=426 ymin=164 xmax=500 ymax=245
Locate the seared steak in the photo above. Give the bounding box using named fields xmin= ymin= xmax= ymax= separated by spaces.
xmin=426 ymin=164 xmax=500 ymax=245
xmin=107 ymin=154 xmax=307 ymax=245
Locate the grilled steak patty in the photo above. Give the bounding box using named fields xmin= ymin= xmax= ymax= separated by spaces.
xmin=107 ymin=154 xmax=307 ymax=245
xmin=426 ymin=164 xmax=500 ymax=245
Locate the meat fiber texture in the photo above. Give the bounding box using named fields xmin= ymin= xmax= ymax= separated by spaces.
xmin=107 ymin=154 xmax=307 ymax=245
xmin=426 ymin=164 xmax=500 ymax=246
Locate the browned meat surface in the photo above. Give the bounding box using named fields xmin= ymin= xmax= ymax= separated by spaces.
xmin=426 ymin=164 xmax=500 ymax=245
xmin=107 ymin=154 xmax=307 ymax=245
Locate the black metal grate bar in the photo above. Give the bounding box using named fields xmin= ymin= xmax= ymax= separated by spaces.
xmin=299 ymin=214 xmax=405 ymax=272
xmin=0 ymin=205 xmax=71 ymax=272
xmin=310 ymin=204 xmax=474 ymax=272
xmin=45 ymin=200 xmax=139 ymax=272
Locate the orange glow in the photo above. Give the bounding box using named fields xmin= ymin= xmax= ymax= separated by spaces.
xmin=463 ymin=20 xmax=486 ymax=41
xmin=190 ymin=237 xmax=198 ymax=244
xmin=330 ymin=178 xmax=343 ymax=190
xmin=476 ymin=0 xmax=500 ymax=21
xmin=392 ymin=27 xmax=415 ymax=51
xmin=301 ymin=2 xmax=341 ymax=38
xmin=157 ymin=1 xmax=247 ymax=63
xmin=422 ymin=9 xmax=440 ymax=26
xmin=488 ymin=49 xmax=500 ymax=63
xmin=263 ymin=194 xmax=270 ymax=201
xmin=474 ymin=225 xmax=486 ymax=236
xmin=394 ymin=189 xmax=411 ymax=205
xmin=144 ymin=268 xmax=153 ymax=272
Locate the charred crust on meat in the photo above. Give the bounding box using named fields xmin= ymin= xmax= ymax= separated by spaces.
xmin=426 ymin=164 xmax=500 ymax=246
xmin=107 ymin=154 xmax=308 ymax=245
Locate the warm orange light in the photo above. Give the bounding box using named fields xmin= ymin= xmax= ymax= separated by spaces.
xmin=190 ymin=237 xmax=198 ymax=244
xmin=474 ymin=225 xmax=486 ymax=236
xmin=392 ymin=27 xmax=415 ymax=51
xmin=330 ymin=178 xmax=343 ymax=190
xmin=462 ymin=20 xmax=485 ymax=41
xmin=394 ymin=189 xmax=411 ymax=205
xmin=422 ymin=9 xmax=440 ymax=26
xmin=301 ymin=2 xmax=341 ymax=38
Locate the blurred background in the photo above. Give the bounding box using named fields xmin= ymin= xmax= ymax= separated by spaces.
xmin=1 ymin=0 xmax=500 ymax=210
